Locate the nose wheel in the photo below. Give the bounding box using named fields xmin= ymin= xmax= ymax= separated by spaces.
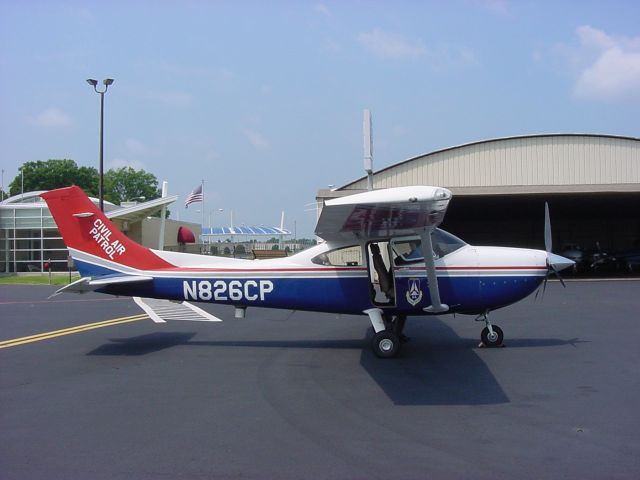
xmin=481 ymin=325 xmax=504 ymax=347
xmin=476 ymin=312 xmax=504 ymax=348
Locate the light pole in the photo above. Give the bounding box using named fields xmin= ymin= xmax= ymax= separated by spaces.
xmin=86 ymin=78 xmax=114 ymax=211
xmin=209 ymin=208 xmax=223 ymax=243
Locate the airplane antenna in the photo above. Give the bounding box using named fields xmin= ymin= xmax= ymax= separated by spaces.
xmin=363 ymin=109 xmax=373 ymax=191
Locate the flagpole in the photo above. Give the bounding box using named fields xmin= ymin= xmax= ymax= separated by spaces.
xmin=201 ymin=179 xmax=205 ymax=243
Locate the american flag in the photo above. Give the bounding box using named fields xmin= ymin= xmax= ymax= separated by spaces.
xmin=184 ymin=184 xmax=203 ymax=208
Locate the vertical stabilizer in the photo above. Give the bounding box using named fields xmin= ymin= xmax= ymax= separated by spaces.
xmin=41 ymin=186 xmax=174 ymax=273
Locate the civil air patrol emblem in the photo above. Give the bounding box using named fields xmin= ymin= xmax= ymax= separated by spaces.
xmin=406 ymin=278 xmax=423 ymax=306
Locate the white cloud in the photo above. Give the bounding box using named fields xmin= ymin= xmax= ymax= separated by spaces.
xmin=31 ymin=108 xmax=72 ymax=128
xmin=555 ymin=25 xmax=640 ymax=100
xmin=357 ymin=29 xmax=426 ymax=59
xmin=576 ymin=47 xmax=640 ymax=99
xmin=576 ymin=25 xmax=616 ymax=51
xmin=357 ymin=29 xmax=477 ymax=69
xmin=241 ymin=128 xmax=270 ymax=150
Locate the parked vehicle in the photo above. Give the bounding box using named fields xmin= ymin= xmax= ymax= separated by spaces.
xmin=585 ymin=242 xmax=618 ymax=274
xmin=616 ymin=250 xmax=640 ymax=273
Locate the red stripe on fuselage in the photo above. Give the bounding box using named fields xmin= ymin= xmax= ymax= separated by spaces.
xmin=156 ymin=266 xmax=369 ymax=273
xmin=145 ymin=265 xmax=545 ymax=274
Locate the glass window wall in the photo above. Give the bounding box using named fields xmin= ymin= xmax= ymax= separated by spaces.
xmin=0 ymin=206 xmax=71 ymax=273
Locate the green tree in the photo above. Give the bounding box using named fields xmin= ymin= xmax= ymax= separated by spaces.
xmin=103 ymin=167 xmax=160 ymax=205
xmin=9 ymin=159 xmax=98 ymax=197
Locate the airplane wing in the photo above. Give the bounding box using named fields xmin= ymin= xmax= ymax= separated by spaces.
xmin=315 ymin=186 xmax=452 ymax=314
xmin=315 ymin=186 xmax=452 ymax=242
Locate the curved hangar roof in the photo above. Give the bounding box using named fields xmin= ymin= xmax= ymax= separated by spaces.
xmin=338 ymin=134 xmax=640 ymax=196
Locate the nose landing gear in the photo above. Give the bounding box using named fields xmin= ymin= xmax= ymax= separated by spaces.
xmin=476 ymin=312 xmax=504 ymax=348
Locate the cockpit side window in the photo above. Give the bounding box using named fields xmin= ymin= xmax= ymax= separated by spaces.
xmin=311 ymin=245 xmax=363 ymax=266
xmin=432 ymin=229 xmax=466 ymax=257
xmin=393 ymin=229 xmax=466 ymax=264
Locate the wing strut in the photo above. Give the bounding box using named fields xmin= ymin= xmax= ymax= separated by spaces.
xmin=421 ymin=229 xmax=449 ymax=314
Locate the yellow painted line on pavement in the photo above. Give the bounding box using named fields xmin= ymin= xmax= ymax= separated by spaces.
xmin=0 ymin=314 xmax=149 ymax=349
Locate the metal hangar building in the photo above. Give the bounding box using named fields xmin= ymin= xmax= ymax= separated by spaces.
xmin=317 ymin=133 xmax=640 ymax=254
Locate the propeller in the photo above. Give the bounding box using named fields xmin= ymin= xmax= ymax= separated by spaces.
xmin=544 ymin=202 xmax=566 ymax=288
xmin=536 ymin=202 xmax=569 ymax=300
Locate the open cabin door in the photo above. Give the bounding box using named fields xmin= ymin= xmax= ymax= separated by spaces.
xmin=366 ymin=241 xmax=396 ymax=307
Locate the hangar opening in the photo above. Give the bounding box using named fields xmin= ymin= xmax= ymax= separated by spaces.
xmin=442 ymin=191 xmax=640 ymax=273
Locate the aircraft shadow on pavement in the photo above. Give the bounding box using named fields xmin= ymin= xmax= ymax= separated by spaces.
xmin=358 ymin=319 xmax=586 ymax=406
xmin=499 ymin=337 xmax=588 ymax=348
xmin=359 ymin=319 xmax=510 ymax=406
xmin=88 ymin=332 xmax=365 ymax=356
xmin=87 ymin=332 xmax=197 ymax=356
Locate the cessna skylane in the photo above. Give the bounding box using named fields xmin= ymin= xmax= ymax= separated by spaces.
xmin=42 ymin=185 xmax=574 ymax=358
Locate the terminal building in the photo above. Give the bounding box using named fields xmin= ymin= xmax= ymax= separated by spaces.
xmin=317 ymin=133 xmax=640 ymax=259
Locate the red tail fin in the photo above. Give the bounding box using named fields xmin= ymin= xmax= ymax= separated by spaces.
xmin=41 ymin=186 xmax=173 ymax=270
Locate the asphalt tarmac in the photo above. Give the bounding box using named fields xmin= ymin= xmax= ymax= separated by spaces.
xmin=1 ymin=281 xmax=639 ymax=479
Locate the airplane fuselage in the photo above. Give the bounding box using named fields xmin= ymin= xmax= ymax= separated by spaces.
xmin=75 ymin=240 xmax=549 ymax=317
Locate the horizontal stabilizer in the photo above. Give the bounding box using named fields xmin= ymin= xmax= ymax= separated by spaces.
xmin=133 ymin=297 xmax=223 ymax=323
xmin=88 ymin=274 xmax=154 ymax=286
xmin=49 ymin=274 xmax=153 ymax=298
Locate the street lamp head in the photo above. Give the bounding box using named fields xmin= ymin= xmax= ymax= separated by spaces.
xmin=86 ymin=79 xmax=98 ymax=86
xmin=103 ymin=78 xmax=114 ymax=86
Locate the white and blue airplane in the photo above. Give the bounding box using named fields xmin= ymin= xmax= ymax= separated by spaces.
xmin=42 ymin=185 xmax=574 ymax=358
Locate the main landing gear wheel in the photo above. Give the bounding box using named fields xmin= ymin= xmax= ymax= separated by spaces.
xmin=481 ymin=325 xmax=504 ymax=347
xmin=372 ymin=331 xmax=400 ymax=358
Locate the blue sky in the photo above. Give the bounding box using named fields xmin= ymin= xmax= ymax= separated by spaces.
xmin=1 ymin=0 xmax=639 ymax=236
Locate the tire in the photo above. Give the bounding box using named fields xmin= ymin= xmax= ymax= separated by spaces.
xmin=372 ymin=331 xmax=400 ymax=358
xmin=481 ymin=325 xmax=504 ymax=347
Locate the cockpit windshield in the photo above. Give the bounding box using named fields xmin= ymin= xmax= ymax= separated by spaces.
xmin=392 ymin=229 xmax=466 ymax=264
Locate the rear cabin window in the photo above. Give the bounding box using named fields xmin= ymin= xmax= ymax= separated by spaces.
xmin=312 ymin=245 xmax=363 ymax=266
